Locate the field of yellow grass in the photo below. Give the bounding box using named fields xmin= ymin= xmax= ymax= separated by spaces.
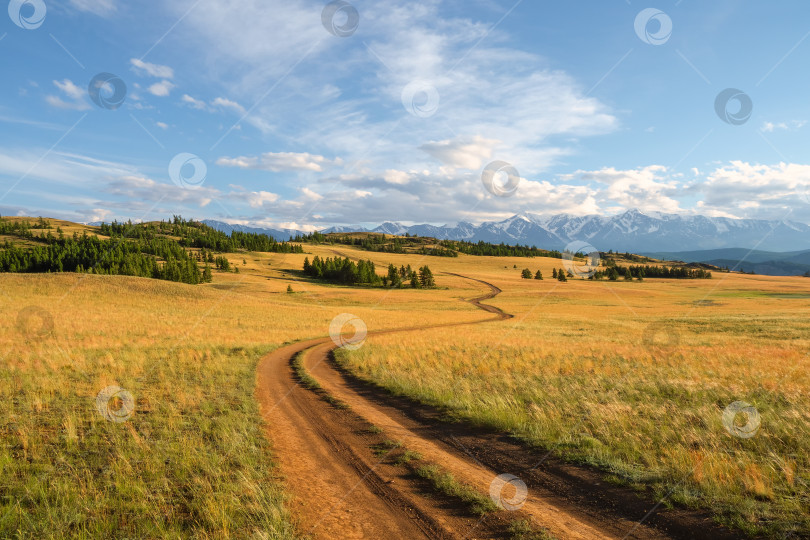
xmin=335 ymin=250 xmax=810 ymax=537
xmin=0 ymin=231 xmax=487 ymax=537
xmin=2 ymin=222 xmax=808 ymax=538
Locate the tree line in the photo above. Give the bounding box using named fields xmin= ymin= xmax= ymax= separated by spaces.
xmin=303 ymin=256 xmax=435 ymax=288
xmin=519 ymin=264 xmax=711 ymax=282
xmin=0 ymin=229 xmax=208 ymax=284
xmin=100 ymin=216 xmax=303 ymax=254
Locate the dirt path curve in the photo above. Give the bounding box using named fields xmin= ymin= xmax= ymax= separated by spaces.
xmin=256 ymin=273 xmax=738 ymax=540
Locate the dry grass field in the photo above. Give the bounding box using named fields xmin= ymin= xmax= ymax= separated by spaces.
xmin=336 ymin=252 xmax=810 ymax=537
xmin=1 ymin=222 xmax=808 ymax=537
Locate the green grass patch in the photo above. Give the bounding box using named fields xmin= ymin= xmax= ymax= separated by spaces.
xmin=414 ymin=464 xmax=498 ymax=516
xmin=0 ymin=345 xmax=296 ymax=539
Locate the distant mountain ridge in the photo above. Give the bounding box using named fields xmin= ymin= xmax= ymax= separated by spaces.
xmin=644 ymin=247 xmax=810 ymax=276
xmin=202 ymin=210 xmax=810 ymax=254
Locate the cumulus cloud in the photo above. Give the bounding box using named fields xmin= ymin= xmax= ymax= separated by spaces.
xmin=576 ymin=165 xmax=682 ymax=213
xmin=181 ymin=94 xmax=207 ymax=109
xmin=419 ymin=136 xmax=499 ymax=170
xmin=211 ymin=97 xmax=246 ymax=115
xmin=147 ymin=80 xmax=175 ymax=97
xmin=130 ymin=59 xmax=175 ymax=79
xmin=701 ymin=161 xmax=810 ymax=210
xmin=216 ymin=152 xmax=341 ymax=172
xmin=46 ymin=79 xmax=90 ymax=110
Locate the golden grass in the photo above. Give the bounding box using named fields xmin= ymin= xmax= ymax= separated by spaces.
xmin=335 ymin=254 xmax=810 ymax=537
xmin=3 ymin=227 xmax=809 ymax=537
xmin=0 ymin=242 xmax=484 ymax=537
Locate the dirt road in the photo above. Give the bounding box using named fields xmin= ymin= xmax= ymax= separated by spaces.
xmin=255 ymin=275 xmax=739 ymax=539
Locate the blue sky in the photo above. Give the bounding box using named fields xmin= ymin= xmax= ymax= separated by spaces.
xmin=2 ymin=0 xmax=810 ymax=230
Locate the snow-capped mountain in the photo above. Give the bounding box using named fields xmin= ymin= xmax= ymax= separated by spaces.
xmin=203 ymin=210 xmax=810 ymax=253
xmin=201 ymin=220 xmax=302 ymax=241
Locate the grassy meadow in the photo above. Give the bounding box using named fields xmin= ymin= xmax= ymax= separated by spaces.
xmin=335 ymin=254 xmax=810 ymax=537
xmin=0 ymin=238 xmax=482 ymax=538
xmin=2 ymin=221 xmax=808 ymax=538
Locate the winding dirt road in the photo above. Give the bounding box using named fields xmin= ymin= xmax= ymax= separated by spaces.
xmin=255 ymin=275 xmax=740 ymax=539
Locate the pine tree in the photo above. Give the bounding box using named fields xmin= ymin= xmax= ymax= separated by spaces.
xmin=521 ymin=268 xmax=532 ymax=279
xmin=552 ymin=268 xmax=558 ymax=279
xmin=419 ymin=266 xmax=435 ymax=288
xmin=534 ymin=270 xmax=543 ymax=280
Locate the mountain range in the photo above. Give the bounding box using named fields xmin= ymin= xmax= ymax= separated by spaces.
xmin=203 ymin=209 xmax=810 ymax=254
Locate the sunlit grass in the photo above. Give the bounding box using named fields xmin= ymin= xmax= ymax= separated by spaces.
xmin=336 ymin=262 xmax=810 ymax=537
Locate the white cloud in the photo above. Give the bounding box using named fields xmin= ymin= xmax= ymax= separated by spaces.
xmin=54 ymin=79 xmax=85 ymax=100
xmin=106 ymin=175 xmax=217 ymax=207
xmin=156 ymin=122 xmax=169 ymax=130
xmin=147 ymin=80 xmax=175 ymax=97
xmin=244 ymin=190 xmax=279 ymax=208
xmin=130 ymin=58 xmax=175 ymax=79
xmin=69 ymin=0 xmax=116 ymax=16
xmin=577 ymin=165 xmax=682 ymax=214
xmin=760 ymin=120 xmax=805 ymax=133
xmin=181 ymin=94 xmax=207 ymax=109
xmin=211 ymin=97 xmax=246 ymax=115
xmin=382 ymin=169 xmax=411 ymax=185
xmin=216 ymin=152 xmax=341 ymax=172
xmin=701 ymin=161 xmax=810 ymax=209
xmin=46 ymin=79 xmax=90 ymax=110
xmin=301 ymin=187 xmax=323 ymax=200
xmin=419 ymin=136 xmax=500 ymax=170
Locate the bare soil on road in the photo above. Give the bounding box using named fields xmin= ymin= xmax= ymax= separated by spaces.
xmin=255 ymin=275 xmax=742 ymax=539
